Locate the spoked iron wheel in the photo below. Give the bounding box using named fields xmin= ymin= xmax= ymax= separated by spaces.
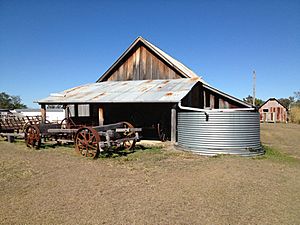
xmin=60 ymin=117 xmax=76 ymax=129
xmin=22 ymin=122 xmax=31 ymax=133
xmin=122 ymin=122 xmax=136 ymax=150
xmin=75 ymin=127 xmax=100 ymax=158
xmin=25 ymin=125 xmax=41 ymax=149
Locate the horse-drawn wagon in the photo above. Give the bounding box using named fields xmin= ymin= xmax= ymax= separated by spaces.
xmin=24 ymin=121 xmax=141 ymax=158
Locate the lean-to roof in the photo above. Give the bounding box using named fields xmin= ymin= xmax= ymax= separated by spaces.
xmin=37 ymin=79 xmax=200 ymax=104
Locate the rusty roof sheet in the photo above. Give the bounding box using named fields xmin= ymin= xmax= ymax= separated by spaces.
xmin=37 ymin=79 xmax=200 ymax=104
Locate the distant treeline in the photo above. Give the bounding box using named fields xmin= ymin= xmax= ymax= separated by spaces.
xmin=0 ymin=92 xmax=27 ymax=109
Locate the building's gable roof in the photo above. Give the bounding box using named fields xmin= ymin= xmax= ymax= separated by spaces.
xmin=259 ymin=98 xmax=288 ymax=110
xmin=37 ymin=36 xmax=251 ymax=108
xmin=97 ymin=36 xmax=203 ymax=82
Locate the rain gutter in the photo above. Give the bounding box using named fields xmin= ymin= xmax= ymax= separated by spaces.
xmin=178 ymin=101 xmax=256 ymax=112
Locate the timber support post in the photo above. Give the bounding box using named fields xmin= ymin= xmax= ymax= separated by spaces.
xmin=63 ymin=104 xmax=69 ymax=119
xmin=98 ymin=107 xmax=104 ymax=126
xmin=74 ymin=104 xmax=78 ymax=118
xmin=41 ymin=104 xmax=46 ymax=124
xmin=171 ymin=108 xmax=177 ymax=143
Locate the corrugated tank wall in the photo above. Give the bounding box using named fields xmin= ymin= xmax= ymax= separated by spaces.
xmin=177 ymin=111 xmax=264 ymax=156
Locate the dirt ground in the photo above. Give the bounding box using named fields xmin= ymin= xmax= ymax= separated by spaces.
xmin=1 ymin=124 xmax=300 ymax=225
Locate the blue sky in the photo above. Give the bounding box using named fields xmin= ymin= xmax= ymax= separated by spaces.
xmin=0 ymin=0 xmax=299 ymax=108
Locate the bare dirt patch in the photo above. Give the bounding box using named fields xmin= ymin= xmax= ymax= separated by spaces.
xmin=0 ymin=128 xmax=300 ymax=224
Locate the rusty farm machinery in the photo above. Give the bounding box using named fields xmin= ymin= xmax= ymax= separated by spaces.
xmin=1 ymin=114 xmax=141 ymax=158
xmin=24 ymin=121 xmax=141 ymax=158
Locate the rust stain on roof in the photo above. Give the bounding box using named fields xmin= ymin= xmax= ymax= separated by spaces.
xmin=38 ymin=79 xmax=200 ymax=104
xmin=139 ymin=87 xmax=148 ymax=92
xmin=65 ymin=93 xmax=78 ymax=98
xmin=65 ymin=85 xmax=84 ymax=93
xmin=92 ymin=92 xmax=106 ymax=100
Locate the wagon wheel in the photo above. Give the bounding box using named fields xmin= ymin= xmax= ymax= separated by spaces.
xmin=75 ymin=127 xmax=100 ymax=158
xmin=22 ymin=122 xmax=31 ymax=133
xmin=60 ymin=117 xmax=76 ymax=129
xmin=122 ymin=122 xmax=136 ymax=150
xmin=25 ymin=125 xmax=41 ymax=149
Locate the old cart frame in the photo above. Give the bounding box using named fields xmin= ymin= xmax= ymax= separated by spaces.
xmin=25 ymin=121 xmax=141 ymax=158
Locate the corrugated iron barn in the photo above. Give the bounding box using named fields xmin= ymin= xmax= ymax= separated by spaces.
xmin=38 ymin=37 xmax=263 ymax=156
xmin=259 ymin=98 xmax=288 ymax=123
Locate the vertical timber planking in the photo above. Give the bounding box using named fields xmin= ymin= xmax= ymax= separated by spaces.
xmin=140 ymin=46 xmax=147 ymax=80
xmin=133 ymin=48 xmax=140 ymax=80
xmin=104 ymin=45 xmax=183 ymax=81
xmin=127 ymin=54 xmax=133 ymax=80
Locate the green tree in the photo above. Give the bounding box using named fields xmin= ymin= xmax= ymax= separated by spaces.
xmin=243 ymin=95 xmax=264 ymax=107
xmin=278 ymin=98 xmax=292 ymax=108
xmin=0 ymin=92 xmax=27 ymax=109
xmin=294 ymin=91 xmax=300 ymax=102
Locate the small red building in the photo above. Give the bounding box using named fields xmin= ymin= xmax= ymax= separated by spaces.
xmin=259 ymin=98 xmax=288 ymax=123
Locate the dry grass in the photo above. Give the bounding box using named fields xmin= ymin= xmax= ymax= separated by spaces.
xmin=260 ymin=123 xmax=300 ymax=159
xmin=0 ymin=125 xmax=300 ymax=225
xmin=290 ymin=106 xmax=300 ymax=124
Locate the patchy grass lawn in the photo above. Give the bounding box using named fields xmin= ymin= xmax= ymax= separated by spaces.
xmin=0 ymin=124 xmax=299 ymax=225
xmin=261 ymin=122 xmax=300 ymax=159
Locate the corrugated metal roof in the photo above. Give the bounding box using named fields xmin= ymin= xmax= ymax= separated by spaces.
xmin=37 ymin=79 xmax=200 ymax=104
xmin=14 ymin=108 xmax=64 ymax=112
xmin=97 ymin=37 xmax=205 ymax=82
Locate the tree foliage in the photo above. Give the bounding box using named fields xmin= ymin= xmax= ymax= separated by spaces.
xmin=0 ymin=92 xmax=27 ymax=109
xmin=278 ymin=91 xmax=300 ymax=109
xmin=294 ymin=91 xmax=300 ymax=102
xmin=243 ymin=95 xmax=264 ymax=107
xmin=278 ymin=98 xmax=292 ymax=109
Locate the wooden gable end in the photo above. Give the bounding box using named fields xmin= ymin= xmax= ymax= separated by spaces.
xmin=103 ymin=45 xmax=183 ymax=81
